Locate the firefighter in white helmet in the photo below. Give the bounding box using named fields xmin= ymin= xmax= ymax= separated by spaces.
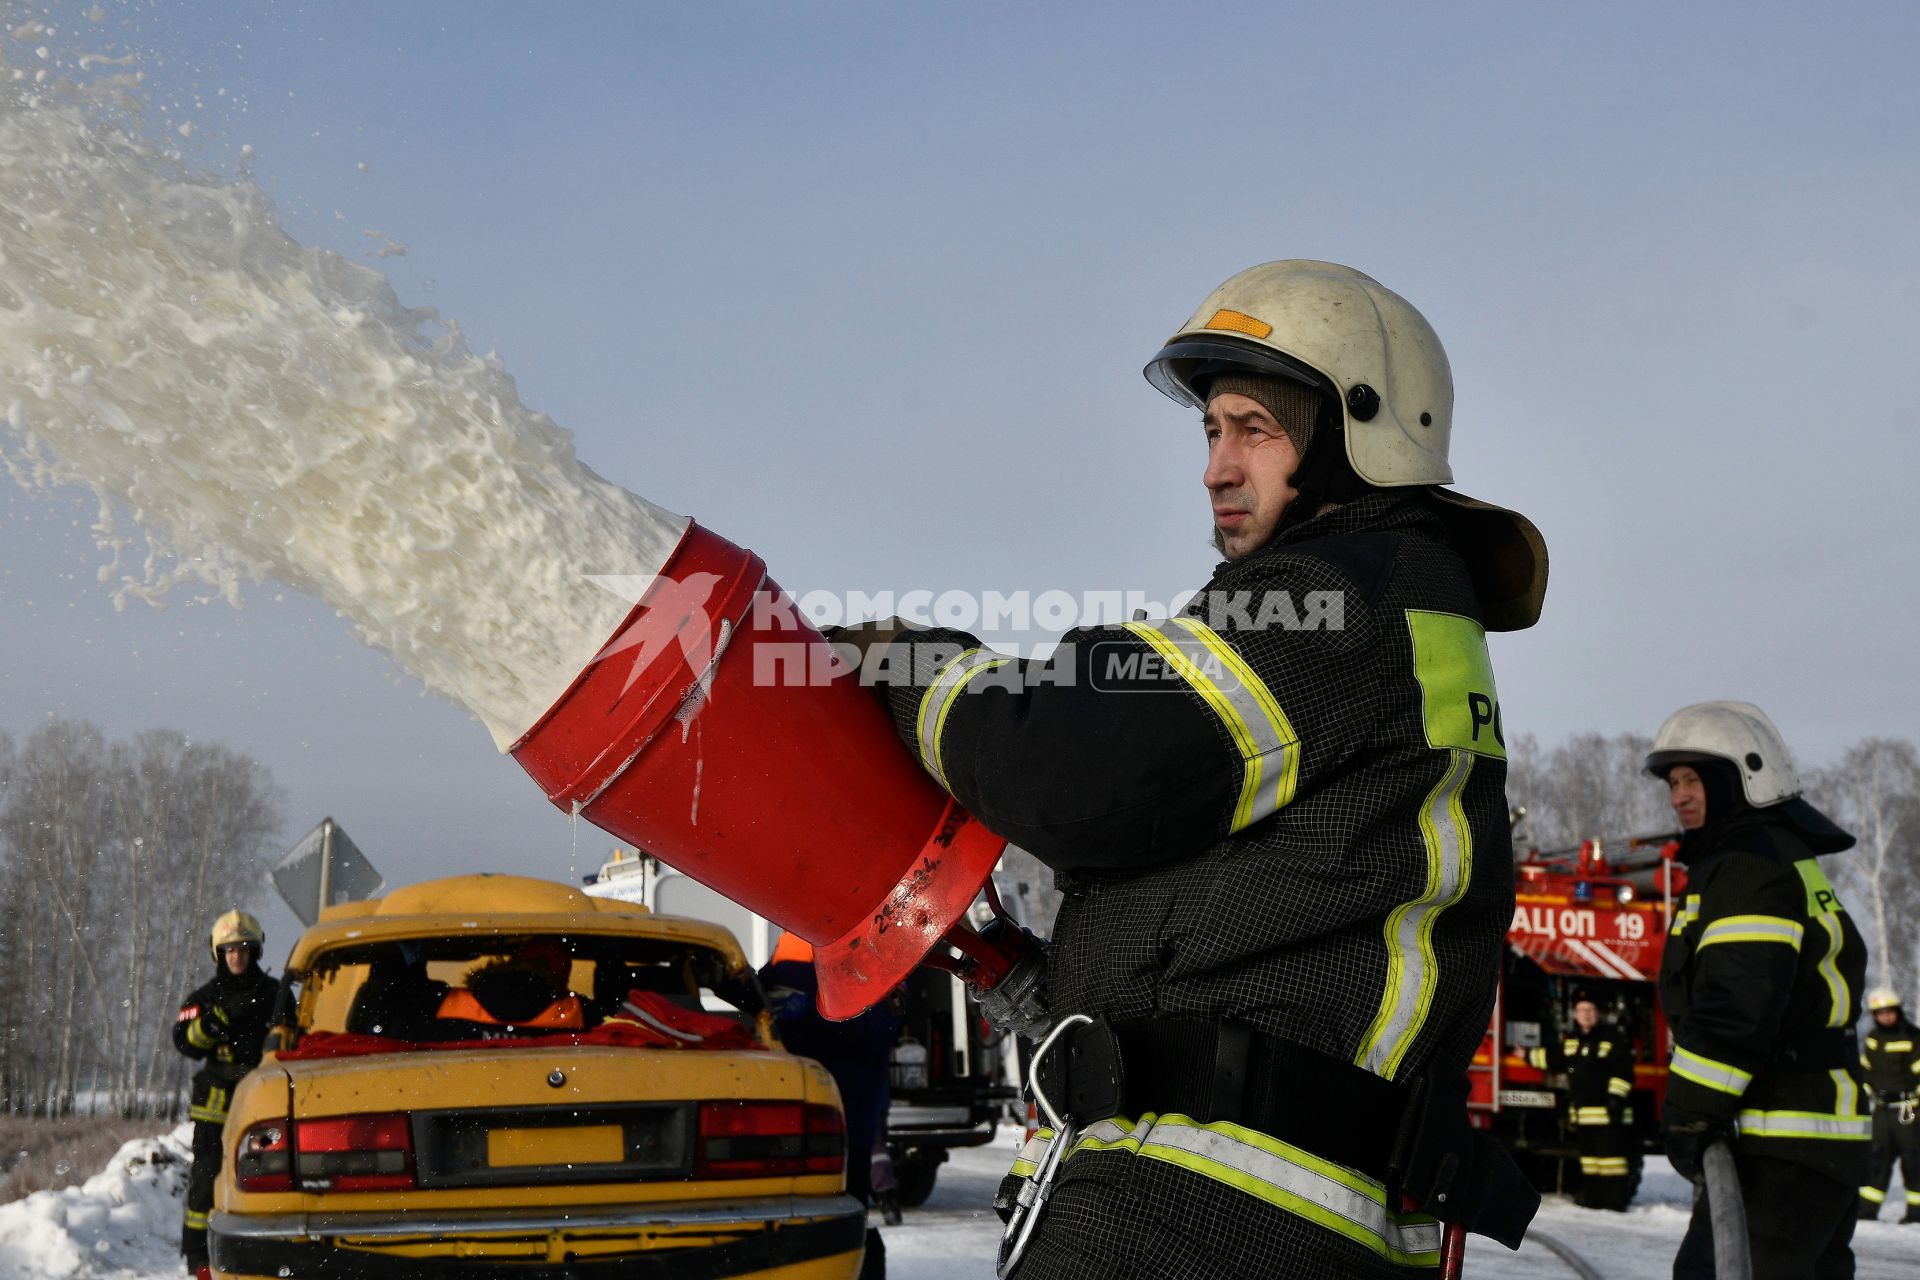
xmin=1858 ymin=987 xmax=1920 ymax=1223
xmin=841 ymin=261 xmax=1547 ymax=1277
xmin=172 ymin=909 xmax=279 ymax=1279
xmin=1645 ymin=702 xmax=1869 ymax=1278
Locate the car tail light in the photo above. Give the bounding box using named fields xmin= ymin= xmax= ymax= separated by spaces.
xmin=694 ymin=1101 xmax=844 ymax=1178
xmin=234 ymin=1119 xmax=292 ymax=1192
xmin=293 ymin=1112 xmax=415 ymax=1191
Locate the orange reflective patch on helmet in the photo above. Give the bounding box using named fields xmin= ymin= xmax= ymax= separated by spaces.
xmin=1203 ymin=308 xmax=1273 ymax=339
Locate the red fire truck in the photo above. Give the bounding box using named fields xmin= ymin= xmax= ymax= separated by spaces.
xmin=1469 ymin=831 xmax=1686 ymax=1193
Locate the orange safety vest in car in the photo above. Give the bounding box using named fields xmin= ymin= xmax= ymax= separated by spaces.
xmin=435 ymin=989 xmax=585 ymax=1030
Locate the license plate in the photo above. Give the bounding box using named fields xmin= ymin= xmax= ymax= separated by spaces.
xmin=1497 ymin=1089 xmax=1557 ymax=1109
xmin=487 ymin=1124 xmax=626 ymax=1168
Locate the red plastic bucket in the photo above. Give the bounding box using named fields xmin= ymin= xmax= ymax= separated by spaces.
xmin=509 ymin=521 xmax=1006 ymax=1018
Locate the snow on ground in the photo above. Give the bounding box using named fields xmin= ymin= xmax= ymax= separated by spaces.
xmin=2 ymin=1123 xmax=1915 ymax=1279
xmin=0 ymin=1125 xmax=191 ymax=1280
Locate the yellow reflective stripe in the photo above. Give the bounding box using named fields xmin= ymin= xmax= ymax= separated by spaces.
xmin=1580 ymin=1157 xmax=1630 ymax=1174
xmin=1792 ymin=861 xmax=1852 ymax=1028
xmin=183 ymin=1209 xmax=209 ymax=1229
xmin=1697 ymin=915 xmax=1804 ymax=950
xmin=1671 ymin=893 xmax=1701 ymax=936
xmin=189 ymin=1085 xmax=230 ymax=1124
xmin=1907 ymin=1190 xmax=1920 ymax=1206
xmin=185 ymin=1017 xmax=217 ymax=1050
xmin=1007 ymin=1126 xmax=1055 ymax=1179
xmin=1859 ymin=1185 xmax=1886 ymax=1203
xmin=1356 ymin=749 xmax=1475 ymax=1081
xmin=1810 ymin=913 xmax=1848 ymax=1028
xmin=1167 ymin=617 xmax=1302 ymax=818
xmin=1607 ymin=1076 xmax=1633 ymax=1097
xmin=1735 ymin=1109 xmax=1871 ymax=1141
xmin=1671 ymin=1046 xmax=1752 ymax=1096
xmin=1124 ymin=619 xmax=1298 ymax=832
xmin=913 ymin=648 xmax=1011 ymax=789
xmin=1881 ymin=1040 xmax=1915 ymax=1053
xmin=1067 ymin=1114 xmax=1442 ymax=1267
xmin=1526 ymin=1047 xmax=1549 ymax=1069
xmin=1574 ymin=1106 xmax=1613 ymax=1125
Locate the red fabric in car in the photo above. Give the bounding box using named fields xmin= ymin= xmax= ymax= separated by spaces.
xmin=277 ymin=992 xmax=759 ymax=1060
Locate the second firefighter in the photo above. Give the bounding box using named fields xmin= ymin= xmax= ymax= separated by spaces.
xmin=1531 ymin=992 xmax=1638 ymax=1210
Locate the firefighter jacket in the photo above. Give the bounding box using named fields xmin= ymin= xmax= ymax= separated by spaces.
xmin=1530 ymin=1022 xmax=1634 ymax=1127
xmin=173 ymin=963 xmax=279 ymax=1124
xmin=874 ymin=491 xmax=1513 ymax=1267
xmin=1659 ymin=801 xmax=1870 ymax=1181
xmin=1862 ymin=1015 xmax=1920 ymax=1103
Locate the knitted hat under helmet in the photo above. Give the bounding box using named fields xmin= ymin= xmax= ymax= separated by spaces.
xmin=1205 ymin=372 xmax=1322 ymax=458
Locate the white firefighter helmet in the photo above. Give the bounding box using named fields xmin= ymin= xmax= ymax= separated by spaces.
xmin=1143 ymin=260 xmax=1547 ymax=631
xmin=1145 ymin=259 xmax=1455 ymax=486
xmin=1643 ymin=701 xmax=1800 ymax=808
xmin=1867 ymin=988 xmax=1903 ymax=1013
xmin=210 ymin=908 xmax=265 ymax=961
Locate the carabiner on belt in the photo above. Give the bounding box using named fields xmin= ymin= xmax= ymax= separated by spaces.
xmin=997 ymin=1012 xmax=1092 ymax=1279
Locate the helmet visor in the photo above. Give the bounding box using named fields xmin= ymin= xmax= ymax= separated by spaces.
xmin=1143 ymin=336 xmax=1328 ymax=409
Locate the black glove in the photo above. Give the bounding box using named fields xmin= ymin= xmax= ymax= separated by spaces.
xmin=1664 ymin=1109 xmax=1736 ymax=1183
xmin=823 ymin=618 xmax=924 ymax=688
xmin=202 ymin=1002 xmax=234 ymax=1041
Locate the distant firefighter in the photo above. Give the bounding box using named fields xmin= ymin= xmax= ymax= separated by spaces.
xmin=173 ymin=909 xmax=279 ymax=1280
xmin=1531 ymin=991 xmax=1638 ymax=1210
xmin=1858 ymin=988 xmax=1920 ymax=1223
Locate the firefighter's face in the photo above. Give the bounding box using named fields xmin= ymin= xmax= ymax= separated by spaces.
xmin=1572 ymin=1000 xmax=1598 ymax=1031
xmin=1666 ymin=765 xmax=1708 ymax=830
xmin=1877 ymin=1008 xmax=1900 ymax=1027
xmin=221 ymin=943 xmax=251 ymax=975
xmin=1203 ymin=393 xmax=1301 ymax=560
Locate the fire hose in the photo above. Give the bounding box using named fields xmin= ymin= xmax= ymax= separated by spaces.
xmin=1702 ymin=1141 xmax=1753 ymax=1280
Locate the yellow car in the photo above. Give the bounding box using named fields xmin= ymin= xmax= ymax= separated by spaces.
xmin=209 ymin=873 xmax=864 ymax=1279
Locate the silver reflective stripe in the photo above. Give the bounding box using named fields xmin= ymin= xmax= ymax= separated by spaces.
xmin=1123 ymin=619 xmax=1298 ymax=831
xmin=1832 ymin=1070 xmax=1863 ymax=1120
xmin=1697 ymin=915 xmax=1805 ymax=949
xmin=1126 ymin=1118 xmax=1443 ymax=1266
xmin=1735 ymin=1110 xmax=1871 ymax=1141
xmin=1355 ymin=748 xmax=1475 ymax=1080
xmin=914 ymin=648 xmax=1011 ymax=789
xmin=1671 ymin=1046 xmax=1752 ymax=1096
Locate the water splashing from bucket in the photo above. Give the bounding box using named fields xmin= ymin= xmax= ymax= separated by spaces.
xmin=0 ymin=29 xmax=685 ymax=747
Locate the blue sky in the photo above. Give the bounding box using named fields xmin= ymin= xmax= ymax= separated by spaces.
xmin=4 ymin=1 xmax=1918 ymax=934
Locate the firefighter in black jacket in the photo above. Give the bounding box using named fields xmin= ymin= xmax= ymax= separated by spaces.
xmin=842 ymin=262 xmax=1548 ymax=1278
xmin=173 ymin=909 xmax=279 ymax=1279
xmin=1858 ymin=988 xmax=1920 ymax=1222
xmin=1646 ymin=702 xmax=1870 ymax=1280
xmin=1530 ymin=992 xmax=1637 ymax=1210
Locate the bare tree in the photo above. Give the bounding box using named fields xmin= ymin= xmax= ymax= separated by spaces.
xmin=0 ymin=719 xmax=281 ymax=1117
xmin=1506 ymin=731 xmax=1672 ymax=855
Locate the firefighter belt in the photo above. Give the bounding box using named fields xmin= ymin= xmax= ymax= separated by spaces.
xmin=1038 ymin=1016 xmax=1539 ymax=1248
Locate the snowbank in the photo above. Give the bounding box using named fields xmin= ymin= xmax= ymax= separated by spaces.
xmin=0 ymin=1125 xmax=191 ymax=1280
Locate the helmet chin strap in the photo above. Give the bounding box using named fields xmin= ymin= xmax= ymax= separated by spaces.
xmin=1279 ymin=402 xmax=1374 ymax=532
